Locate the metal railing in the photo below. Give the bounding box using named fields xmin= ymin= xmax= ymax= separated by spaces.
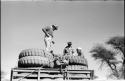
xmin=10 ymin=67 xmax=94 ymax=81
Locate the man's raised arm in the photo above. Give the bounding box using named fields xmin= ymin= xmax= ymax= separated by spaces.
xmin=42 ymin=28 xmax=49 ymax=37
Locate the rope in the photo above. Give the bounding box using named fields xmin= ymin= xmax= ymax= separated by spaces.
xmin=18 ymin=67 xmax=42 ymax=81
xmin=17 ymin=55 xmax=67 ymax=81
xmin=18 ymin=50 xmax=47 ymax=81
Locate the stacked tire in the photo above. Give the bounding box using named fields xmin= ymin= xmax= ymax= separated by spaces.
xmin=63 ymin=55 xmax=88 ymax=70
xmin=18 ymin=49 xmax=54 ymax=68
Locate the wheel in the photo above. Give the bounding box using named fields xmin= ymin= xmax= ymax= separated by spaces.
xmin=67 ymin=65 xmax=88 ymax=70
xmin=63 ymin=55 xmax=87 ymax=66
xmin=19 ymin=49 xmax=54 ymax=60
xmin=18 ymin=56 xmax=54 ymax=68
xmin=19 ymin=49 xmax=45 ymax=59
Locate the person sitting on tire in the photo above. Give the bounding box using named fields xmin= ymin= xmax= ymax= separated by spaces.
xmin=63 ymin=42 xmax=74 ymax=56
xmin=54 ymin=56 xmax=69 ymax=69
xmin=42 ymin=25 xmax=58 ymax=53
xmin=76 ymin=47 xmax=84 ymax=58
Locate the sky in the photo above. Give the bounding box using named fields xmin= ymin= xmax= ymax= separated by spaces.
xmin=1 ymin=1 xmax=124 ymax=80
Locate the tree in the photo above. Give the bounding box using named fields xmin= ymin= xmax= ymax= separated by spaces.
xmin=106 ymin=36 xmax=124 ymax=55
xmin=90 ymin=45 xmax=119 ymax=78
xmin=106 ymin=36 xmax=125 ymax=79
xmin=107 ymin=65 xmax=124 ymax=79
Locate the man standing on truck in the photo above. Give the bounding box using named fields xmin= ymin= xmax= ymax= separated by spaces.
xmin=42 ymin=25 xmax=58 ymax=53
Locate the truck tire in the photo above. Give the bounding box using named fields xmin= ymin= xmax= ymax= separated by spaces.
xmin=19 ymin=49 xmax=45 ymax=59
xmin=67 ymin=65 xmax=88 ymax=70
xmin=19 ymin=49 xmax=54 ymax=59
xmin=63 ymin=55 xmax=87 ymax=66
xmin=18 ymin=56 xmax=54 ymax=68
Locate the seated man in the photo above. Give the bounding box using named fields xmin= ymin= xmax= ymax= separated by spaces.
xmin=61 ymin=42 xmax=74 ymax=68
xmin=54 ymin=55 xmax=69 ymax=69
xmin=63 ymin=42 xmax=74 ymax=56
xmin=76 ymin=47 xmax=85 ymax=58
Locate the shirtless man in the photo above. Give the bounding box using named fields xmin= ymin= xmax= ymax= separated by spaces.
xmin=42 ymin=25 xmax=58 ymax=53
xmin=63 ymin=42 xmax=74 ymax=56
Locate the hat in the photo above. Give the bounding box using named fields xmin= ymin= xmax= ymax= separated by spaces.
xmin=67 ymin=42 xmax=72 ymax=45
xmin=52 ymin=25 xmax=58 ymax=30
xmin=77 ymin=47 xmax=82 ymax=50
